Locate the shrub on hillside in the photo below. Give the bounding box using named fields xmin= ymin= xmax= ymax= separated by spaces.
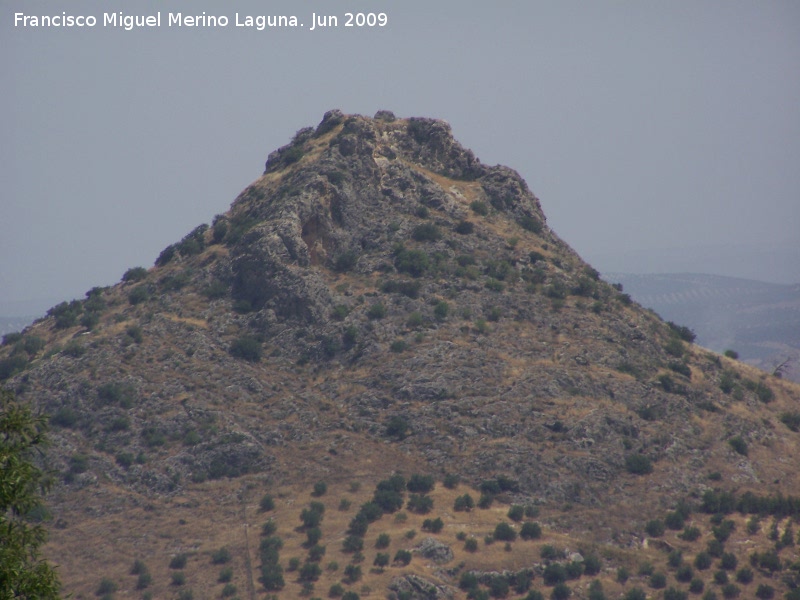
xmin=625 ymin=454 xmax=653 ymax=475
xmin=519 ymin=522 xmax=542 ymax=540
xmin=407 ymin=474 xmax=435 ymax=493
xmin=493 ymin=522 xmax=516 ymax=542
xmin=128 ymin=286 xmax=149 ymax=305
xmin=394 ymin=248 xmax=431 ymax=277
xmin=122 ymin=267 xmax=148 ymax=282
xmin=728 ymin=436 xmax=748 ymax=456
xmin=229 ymin=336 xmax=262 ymax=362
xmin=518 ymin=215 xmax=542 ymax=233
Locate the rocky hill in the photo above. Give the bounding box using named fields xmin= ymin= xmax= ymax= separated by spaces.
xmin=2 ymin=110 xmax=800 ymax=600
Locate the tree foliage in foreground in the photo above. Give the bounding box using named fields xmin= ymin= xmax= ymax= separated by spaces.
xmin=0 ymin=388 xmax=61 ymax=599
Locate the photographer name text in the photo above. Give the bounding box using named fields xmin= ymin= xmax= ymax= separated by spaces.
xmin=14 ymin=11 xmax=388 ymax=32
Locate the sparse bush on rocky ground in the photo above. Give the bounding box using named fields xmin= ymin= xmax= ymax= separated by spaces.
xmin=229 ymin=335 xmax=262 ymax=362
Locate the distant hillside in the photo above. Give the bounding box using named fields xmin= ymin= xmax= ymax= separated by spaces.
xmin=0 ymin=315 xmax=36 ymax=337
xmin=607 ymin=273 xmax=800 ymax=381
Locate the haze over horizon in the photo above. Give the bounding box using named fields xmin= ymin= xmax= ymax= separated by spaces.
xmin=3 ymin=1 xmax=799 ymax=317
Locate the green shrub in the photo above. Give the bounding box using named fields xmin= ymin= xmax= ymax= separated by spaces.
xmin=470 ymin=200 xmax=489 ymax=215
xmin=720 ymin=552 xmax=737 ymax=570
xmin=411 ymin=223 xmax=441 ymax=242
xmin=519 ymin=522 xmax=542 ymax=540
xmin=407 ymin=474 xmax=435 ymax=493
xmin=259 ymin=562 xmax=284 ymax=591
xmin=170 ymin=554 xmax=188 ymax=569
xmin=1 ymin=332 xmax=23 ymax=346
xmin=0 ymin=355 xmax=28 ymax=381
xmin=612 ymin=567 xmax=628 ymax=584
xmin=625 ymin=454 xmax=653 ymax=475
xmin=664 ymin=338 xmax=685 ymax=357
xmin=394 ymin=249 xmax=431 ymax=277
xmin=407 ymin=494 xmax=433 ymax=514
xmin=372 ymin=489 xmax=404 ymax=512
xmin=728 ymin=436 xmax=748 ymax=456
xmin=565 ymin=561 xmax=584 ymax=579
xmin=96 ymin=578 xmax=118 ymax=594
xmin=69 ymin=454 xmax=88 ymax=475
xmin=779 ymin=412 xmax=800 ymax=432
xmin=229 ymin=336 xmax=262 ymax=362
xmin=390 ymin=340 xmax=408 ymax=353
xmin=665 ymin=510 xmax=686 ymax=530
xmin=343 ymin=564 xmax=362 ymax=583
xmin=543 ymin=563 xmax=567 ymax=585
xmin=485 ymin=278 xmax=504 ymax=292
xmin=622 ymin=588 xmax=646 ymax=600
xmin=300 ymin=502 xmax=325 ymax=529
xmin=583 ymin=554 xmax=602 ymax=575
xmin=367 ymin=303 xmax=387 ymax=320
xmin=664 ymin=588 xmax=688 ymax=600
xmin=755 ymin=584 xmax=774 ymax=598
xmin=122 ymin=266 xmax=148 ymax=282
xmin=645 ymin=519 xmax=665 ymax=537
xmin=333 ymin=250 xmax=359 ymax=272
xmin=649 ymin=572 xmax=667 ymax=588
xmin=307 ymin=543 xmax=326 ymax=562
xmin=507 ymin=505 xmax=524 ymax=522
xmin=723 ymin=349 xmax=738 ymax=359
xmin=518 ymin=215 xmax=542 ymax=233
xmin=128 ymin=285 xmax=149 ymax=305
xmin=48 ymin=300 xmax=84 ymax=328
xmin=494 ymin=522 xmax=516 ymax=541
xmin=384 ymin=416 xmax=410 ymax=440
xmin=218 ymin=567 xmax=233 ymax=583
xmin=667 ymin=321 xmax=696 ymax=342
xmin=341 ymin=535 xmax=363 ymax=553
xmin=305 ymin=527 xmax=322 ymax=547
xmin=221 ymin=583 xmax=237 ymax=597
xmin=676 ymin=565 xmax=693 ymax=582
xmin=96 ymin=381 xmax=136 ymax=408
xmin=211 ymin=547 xmax=231 ymax=565
xmin=393 ymin=549 xmax=412 ymax=566
xmin=465 ymin=537 xmax=478 ymax=552
xmin=382 ymin=279 xmax=422 ymax=298
xmin=125 ymin=325 xmax=143 ymax=343
xmin=690 ymin=578 xmax=704 ymax=593
xmin=259 ymin=494 xmax=275 ymax=512
xmin=156 ymin=244 xmax=177 ymax=266
xmin=433 ymin=301 xmax=449 ymax=320
xmin=136 ymin=572 xmax=152 ymax=589
xmin=171 ymin=571 xmax=186 ymax=585
xmin=422 ymin=517 xmax=443 ymax=533
xmin=694 ymin=552 xmax=712 ymax=570
xmin=454 ymin=494 xmax=474 ymax=512
xmin=455 ymin=220 xmax=474 ymax=234
xmin=669 ymin=361 xmax=692 ymax=378
xmin=754 ymin=382 xmax=774 ymax=403
xmin=299 ymin=562 xmax=322 ymax=582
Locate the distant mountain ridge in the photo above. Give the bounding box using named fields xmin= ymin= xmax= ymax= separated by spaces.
xmin=607 ymin=272 xmax=800 ymax=382
xmin=0 ymin=316 xmax=37 ymax=337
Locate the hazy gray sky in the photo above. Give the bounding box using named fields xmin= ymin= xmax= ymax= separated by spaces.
xmin=3 ymin=1 xmax=799 ymax=315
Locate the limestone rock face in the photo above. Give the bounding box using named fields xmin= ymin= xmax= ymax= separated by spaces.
xmin=415 ymin=537 xmax=454 ymax=564
xmin=389 ymin=573 xmax=455 ymax=599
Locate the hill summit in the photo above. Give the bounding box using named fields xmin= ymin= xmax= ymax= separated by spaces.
xmin=2 ymin=110 xmax=799 ymax=598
